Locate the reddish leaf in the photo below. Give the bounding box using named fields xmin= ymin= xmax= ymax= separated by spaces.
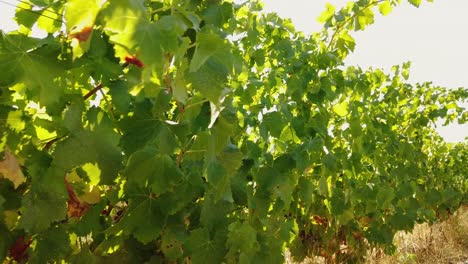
xmin=124 ymin=55 xmax=144 ymax=68
xmin=65 ymin=179 xmax=90 ymax=218
xmin=8 ymin=236 xmax=32 ymax=262
xmin=313 ymin=215 xmax=328 ymax=225
xmin=69 ymin=26 xmax=93 ymax=42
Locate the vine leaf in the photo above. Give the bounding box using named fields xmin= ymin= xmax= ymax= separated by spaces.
xmin=189 ymin=30 xmax=230 ymax=72
xmin=185 ymin=228 xmax=225 ymax=264
xmin=19 ymin=186 xmax=67 ymax=233
xmin=226 ymin=222 xmax=260 ymax=261
xmin=317 ymin=3 xmax=335 ymax=24
xmin=332 ymin=101 xmax=349 ymax=117
xmin=64 ymin=173 xmax=100 ymax=218
xmin=65 ymin=0 xmax=102 ymax=35
xmin=408 ymin=0 xmax=422 ymax=7
xmin=8 ymin=236 xmax=31 ymax=263
xmin=379 ymin=1 xmax=393 ymax=16
xmin=102 ymin=0 xmax=181 ymax=72
xmin=30 ymin=227 xmax=71 ymax=262
xmin=187 ymin=29 xmax=233 ymax=102
xmin=124 ymin=149 xmax=183 ymax=195
xmin=37 ymin=4 xmax=62 ymax=33
xmin=0 ymin=33 xmax=65 ymax=108
xmin=0 ymin=149 xmax=25 ymax=189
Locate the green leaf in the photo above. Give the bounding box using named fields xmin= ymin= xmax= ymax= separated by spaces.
xmin=37 ymin=4 xmax=63 ymax=33
xmin=205 ymin=159 xmax=226 ymax=185
xmin=218 ymin=149 xmax=243 ymax=175
xmin=226 ymin=222 xmax=260 ymax=261
xmin=101 ymin=0 xmax=149 ymax=61
xmin=30 ymin=226 xmax=71 ymax=263
xmin=336 ymin=31 xmax=355 ymax=54
xmin=355 ymin=8 xmax=374 ymax=31
xmin=187 ymin=56 xmax=231 ymax=102
xmin=156 ymin=124 xmax=178 ymax=155
xmin=65 ymin=0 xmax=101 ymax=32
xmin=73 ymin=201 xmax=106 ymax=236
xmin=187 ymin=28 xmax=233 ymax=102
xmin=102 ymin=1 xmax=181 ymax=69
xmin=19 ymin=186 xmax=67 ymax=233
xmin=0 ymin=33 xmax=66 ymax=109
xmin=190 ymin=30 xmax=231 ymax=72
xmin=52 ymin=131 xmax=97 ymax=171
xmin=210 ymin=116 xmax=235 ymax=155
xmin=297 ymin=177 xmax=314 ymax=207
xmin=376 ymin=187 xmax=395 ymax=209
xmin=125 ymin=149 xmax=183 ymax=195
xmin=86 ymin=110 xmax=123 ymax=183
xmin=160 ymin=230 xmax=183 ymax=261
xmin=408 ymin=0 xmax=423 ymax=7
xmin=185 ymin=228 xmax=225 ymax=264
xmin=62 ymin=101 xmax=84 ymax=132
xmin=118 ymin=198 xmax=166 ymax=244
xmin=200 ymin=195 xmax=232 ymax=230
xmin=332 ymin=101 xmax=348 ymax=117
xmin=173 ymin=73 xmax=188 ymax=103
xmin=379 ymin=1 xmax=393 ymax=16
xmin=390 ymin=211 xmax=415 ymax=231
xmin=53 ymin=115 xmax=122 ymax=184
xmin=261 ymin=111 xmax=285 ymax=138
xmin=15 ymin=3 xmax=39 ymax=30
xmin=108 ymin=80 xmax=132 ymax=114
xmin=317 ymin=3 xmax=336 ymax=23
xmin=119 ymin=103 xmax=162 ymax=154
xmin=202 ymin=2 xmax=233 ymax=27
xmin=318 ymin=175 xmax=329 ymax=197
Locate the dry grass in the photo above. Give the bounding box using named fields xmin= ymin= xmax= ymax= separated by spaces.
xmin=286 ymin=206 xmax=468 ymax=264
xmin=366 ymin=206 xmax=468 ymax=264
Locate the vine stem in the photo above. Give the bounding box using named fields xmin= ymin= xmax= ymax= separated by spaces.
xmin=326 ymin=0 xmax=386 ymax=50
xmin=42 ymin=134 xmax=68 ymax=151
xmin=83 ymin=83 xmax=103 ymax=100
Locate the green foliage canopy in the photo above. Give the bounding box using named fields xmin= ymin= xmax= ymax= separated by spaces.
xmin=0 ymin=0 xmax=467 ymax=262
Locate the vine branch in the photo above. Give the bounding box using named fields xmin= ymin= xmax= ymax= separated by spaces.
xmin=83 ymin=83 xmax=103 ymax=100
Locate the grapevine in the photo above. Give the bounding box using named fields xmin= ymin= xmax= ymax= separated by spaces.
xmin=0 ymin=0 xmax=466 ymax=263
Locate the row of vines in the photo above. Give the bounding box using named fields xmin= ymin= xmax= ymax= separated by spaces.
xmin=0 ymin=0 xmax=467 ymax=263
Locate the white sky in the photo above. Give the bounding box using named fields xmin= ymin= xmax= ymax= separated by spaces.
xmin=0 ymin=0 xmax=467 ymax=142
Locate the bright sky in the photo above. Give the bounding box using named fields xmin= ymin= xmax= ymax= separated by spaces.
xmin=0 ymin=0 xmax=467 ymax=142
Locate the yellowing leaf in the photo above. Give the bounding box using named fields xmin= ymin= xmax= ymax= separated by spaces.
xmin=66 ymin=170 xmax=100 ymax=205
xmin=37 ymin=5 xmax=63 ymax=33
xmin=65 ymin=0 xmax=103 ymax=32
xmin=78 ymin=186 xmax=101 ymax=205
xmin=66 ymin=170 xmax=82 ymax=182
xmin=65 ymin=0 xmax=103 ymax=59
xmin=379 ymin=1 xmax=393 ymax=16
xmin=317 ymin=3 xmax=336 ymax=23
xmin=0 ymin=149 xmax=26 ymax=188
xmin=332 ymin=101 xmax=349 ymax=117
xmin=82 ymin=163 xmax=101 ymax=186
xmin=3 ymin=210 xmax=20 ymax=230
